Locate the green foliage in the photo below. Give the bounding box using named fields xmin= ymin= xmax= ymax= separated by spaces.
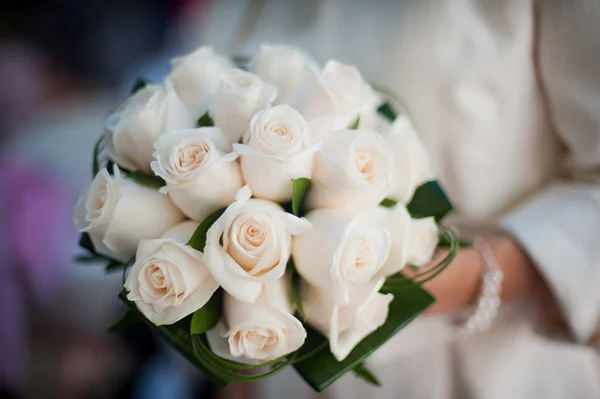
xmin=107 ymin=310 xmax=139 ymax=334
xmin=73 ymin=254 xmax=104 ymax=264
xmin=104 ymin=261 xmax=125 ymax=274
xmin=379 ymin=198 xmax=398 ymax=208
xmin=131 ymin=78 xmax=149 ymax=94
xmin=186 ymin=208 xmax=226 ymax=252
xmin=79 ymin=232 xmax=95 ymax=254
xmin=289 ymin=263 xmax=305 ymax=321
xmin=127 ymin=171 xmax=166 ymax=189
xmin=196 ymin=112 xmax=215 ymax=127
xmin=352 ymin=363 xmax=381 ymax=387
xmin=291 ymin=178 xmax=311 ymax=216
xmin=407 ymin=181 xmax=453 ymax=221
xmin=348 ymin=115 xmax=361 ymax=129
xmin=293 ymin=279 xmax=434 ymax=392
xmin=377 ymin=102 xmax=397 ymax=122
xmin=92 ymin=136 xmax=104 ymax=177
xmin=190 ymin=290 xmax=223 ymax=335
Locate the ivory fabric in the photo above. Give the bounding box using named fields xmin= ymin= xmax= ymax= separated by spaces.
xmin=200 ymin=0 xmax=600 ymax=397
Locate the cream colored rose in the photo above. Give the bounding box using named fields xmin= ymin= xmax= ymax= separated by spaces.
xmin=306 ymin=128 xmax=393 ymax=211
xmin=302 ymin=278 xmax=393 ymax=361
xmin=204 ymin=186 xmax=311 ymax=303
xmin=233 ymin=104 xmax=320 ymax=202
xmin=105 ymin=82 xmax=195 ymax=173
xmin=292 ymin=209 xmax=391 ymax=305
xmin=206 ymin=277 xmax=306 ymax=364
xmin=124 ymin=221 xmax=219 ymax=325
xmin=209 ymin=69 xmax=277 ymax=145
xmin=407 ymin=217 xmax=439 ymax=266
xmin=363 ymin=204 xmax=412 ymax=275
xmin=383 ymin=115 xmax=434 ymax=203
xmin=285 ymin=60 xmax=381 ymax=138
xmin=252 ymin=44 xmax=315 ymax=103
xmin=74 ymin=166 xmax=184 ymax=263
xmin=151 ymin=127 xmax=243 ymax=221
xmin=168 ymin=46 xmax=232 ymax=115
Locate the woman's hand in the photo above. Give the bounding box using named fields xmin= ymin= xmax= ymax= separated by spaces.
xmin=405 ymin=233 xmax=560 ymax=318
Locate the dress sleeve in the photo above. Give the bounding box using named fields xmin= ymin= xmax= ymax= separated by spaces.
xmin=499 ymin=0 xmax=600 ymax=344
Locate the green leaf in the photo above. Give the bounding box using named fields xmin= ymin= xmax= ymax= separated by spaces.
xmin=438 ymin=236 xmax=470 ymax=248
xmin=77 ymin=233 xmax=124 ymax=264
xmin=74 ymin=254 xmax=105 ymax=264
xmin=105 ymin=261 xmax=125 ymax=273
xmin=191 ymin=290 xmax=222 ymax=335
xmin=106 ymin=160 xmax=115 ymax=175
xmin=291 ymin=178 xmax=311 ymax=216
xmin=117 ymin=290 xmax=295 ymax=386
xmin=192 ymin=334 xmax=295 ymax=381
xmin=118 ymin=291 xmax=231 ymax=387
xmin=348 ymin=115 xmax=361 ymax=130
xmin=377 ymin=102 xmax=397 ymax=122
xmin=196 ymin=112 xmax=215 ymax=127
xmin=128 ymin=171 xmax=165 ymax=188
xmin=194 ymin=333 xmax=295 ymax=374
xmin=93 ymin=135 xmax=104 ymax=177
xmin=352 ymin=363 xmax=381 ymax=387
xmin=232 ymin=55 xmax=251 ymax=70
xmin=131 ymin=78 xmax=149 ymax=94
xmin=293 ymin=278 xmax=434 ymax=392
xmin=379 ymin=198 xmax=397 ymax=208
xmin=407 ymin=180 xmax=453 ymax=221
xmin=79 ymin=232 xmax=95 ymax=254
xmin=107 ymin=310 xmax=139 ymax=334
xmin=288 ymin=262 xmax=305 ymax=321
xmin=187 ymin=208 xmax=226 ymax=252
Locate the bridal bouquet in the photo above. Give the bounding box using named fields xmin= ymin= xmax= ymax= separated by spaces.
xmin=74 ymin=44 xmax=457 ymax=391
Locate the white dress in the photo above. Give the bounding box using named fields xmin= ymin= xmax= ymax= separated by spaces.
xmin=198 ymin=0 xmax=600 ymax=397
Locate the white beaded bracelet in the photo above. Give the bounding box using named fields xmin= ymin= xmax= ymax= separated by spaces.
xmin=461 ymin=236 xmax=504 ymax=333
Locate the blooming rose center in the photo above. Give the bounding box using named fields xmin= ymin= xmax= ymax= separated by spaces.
xmin=354 ymin=146 xmax=377 ymax=182
xmin=232 ymin=328 xmax=279 ymax=358
xmin=341 ymin=233 xmax=380 ymax=284
xmin=142 ymin=260 xmax=185 ymax=305
xmin=268 ymin=124 xmax=293 ymax=142
xmin=146 ymin=263 xmax=169 ymax=296
xmin=226 ymin=211 xmax=281 ymax=276
xmin=84 ymin=171 xmax=118 ymax=225
xmin=89 ymin=183 xmax=108 ymax=220
xmin=175 ymin=141 xmax=210 ymax=173
xmin=237 ymin=218 xmax=267 ymax=253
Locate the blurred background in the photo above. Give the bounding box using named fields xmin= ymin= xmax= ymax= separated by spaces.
xmin=0 ymin=1 xmax=257 ymax=398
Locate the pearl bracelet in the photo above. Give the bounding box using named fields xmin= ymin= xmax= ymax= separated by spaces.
xmin=461 ymin=236 xmax=504 ymax=333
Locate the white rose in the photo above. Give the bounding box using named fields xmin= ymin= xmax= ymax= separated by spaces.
xmin=302 ymin=278 xmax=393 ymax=361
xmin=204 ymin=186 xmax=311 ymax=303
xmin=363 ymin=204 xmax=412 ymax=276
xmin=105 ymin=82 xmax=195 ymax=173
xmin=74 ymin=166 xmax=184 ymax=263
xmin=307 ymin=128 xmax=393 ymax=211
xmin=383 ymin=115 xmax=434 ymax=203
xmin=292 ymin=209 xmax=391 ymax=305
xmin=285 ymin=60 xmax=380 ymax=137
xmin=232 ymin=104 xmax=320 ymax=202
xmin=168 ymin=46 xmax=232 ymax=115
xmin=206 ymin=277 xmax=306 ymax=364
xmin=151 ymin=127 xmax=243 ymax=221
xmin=124 ymin=221 xmax=220 ymax=325
xmin=407 ymin=217 xmax=439 ymax=266
xmin=251 ymin=44 xmax=315 ymax=103
xmin=209 ymin=69 xmax=277 ymax=145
